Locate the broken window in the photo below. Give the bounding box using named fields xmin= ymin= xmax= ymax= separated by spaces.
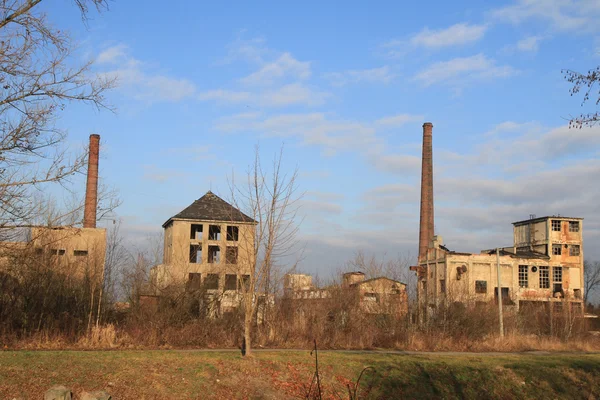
xmin=552 ymin=220 xmax=561 ymax=231
xmin=574 ymin=289 xmax=582 ymax=299
xmin=539 ymin=266 xmax=550 ymax=289
xmin=569 ymin=221 xmax=580 ymax=233
xmin=187 ymin=273 xmax=201 ymax=291
xmin=73 ymin=250 xmax=88 ymax=257
xmin=494 ymin=287 xmax=511 ymax=305
xmin=209 ymin=225 xmax=221 ymax=240
xmin=226 ymin=247 xmax=238 ymax=264
xmin=518 ymin=265 xmax=528 ymax=288
xmin=225 ymin=274 xmax=237 ymax=290
xmin=239 ymin=274 xmax=251 ymax=291
xmin=475 ymin=280 xmax=487 ymax=294
xmin=439 ymin=279 xmax=446 ymax=294
xmin=553 ymin=266 xmax=563 ymax=283
xmin=552 ymin=244 xmax=562 ymax=255
xmin=50 ymin=249 xmax=66 ymax=256
xmin=208 ymin=246 xmax=220 ymax=263
xmin=205 ymin=273 xmax=219 ymax=290
xmin=569 ymin=245 xmax=580 ymax=256
xmin=364 ymin=293 xmax=379 ymax=303
xmin=226 ymin=226 xmax=239 ymax=241
xmin=190 ymin=224 xmax=203 ymax=240
xmin=189 ymin=244 xmax=202 ymax=264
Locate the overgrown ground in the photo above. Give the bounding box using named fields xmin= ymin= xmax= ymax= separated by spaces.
xmin=0 ymin=350 xmax=599 ymax=399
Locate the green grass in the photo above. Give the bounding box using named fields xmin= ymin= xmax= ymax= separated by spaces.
xmin=0 ymin=350 xmax=599 ymax=399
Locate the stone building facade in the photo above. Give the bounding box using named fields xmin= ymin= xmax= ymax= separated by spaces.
xmin=413 ymin=216 xmax=584 ymax=313
xmin=150 ymin=191 xmax=256 ymax=311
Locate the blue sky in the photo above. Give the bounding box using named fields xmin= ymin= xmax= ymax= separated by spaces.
xmin=43 ymin=0 xmax=600 ymax=276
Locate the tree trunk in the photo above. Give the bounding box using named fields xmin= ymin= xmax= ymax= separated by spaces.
xmin=243 ymin=298 xmax=253 ymax=356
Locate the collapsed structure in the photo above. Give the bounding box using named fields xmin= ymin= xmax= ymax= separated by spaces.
xmin=411 ymin=123 xmax=584 ymax=316
xmin=284 ymin=272 xmax=408 ymax=316
xmin=0 ymin=134 xmax=106 ymax=284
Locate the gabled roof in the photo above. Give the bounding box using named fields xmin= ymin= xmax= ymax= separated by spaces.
xmin=162 ymin=191 xmax=256 ymax=227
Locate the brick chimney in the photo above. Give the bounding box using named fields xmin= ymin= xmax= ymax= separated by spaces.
xmin=418 ymin=122 xmax=434 ymax=262
xmin=83 ymin=134 xmax=100 ymax=228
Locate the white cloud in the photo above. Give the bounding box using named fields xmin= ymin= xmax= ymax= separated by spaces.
xmin=197 ymin=89 xmax=251 ymax=103
xmin=411 ymin=23 xmax=487 ymax=48
xmin=240 ymin=52 xmax=311 ymax=86
xmin=215 ymin=112 xmax=378 ymax=155
xmin=97 ymin=44 xmax=128 ymax=64
xmin=98 ymin=47 xmax=196 ymax=103
xmin=325 ymin=66 xmax=395 ymax=86
xmin=376 ymin=113 xmax=425 ymax=127
xmin=198 ymin=83 xmax=329 ymax=107
xmin=414 ymin=54 xmax=517 ymax=86
xmin=516 ymin=35 xmax=544 ymax=52
xmin=491 ymin=0 xmax=600 ymax=32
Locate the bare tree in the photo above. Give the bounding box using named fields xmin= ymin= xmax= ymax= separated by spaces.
xmin=584 ymin=260 xmax=600 ymax=305
xmin=230 ymin=145 xmax=302 ymax=356
xmin=563 ymin=66 xmax=599 ymax=128
xmin=0 ymin=0 xmax=115 ymax=238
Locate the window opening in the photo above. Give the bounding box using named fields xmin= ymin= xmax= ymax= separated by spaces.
xmin=227 ymin=226 xmax=239 ymax=241
xmin=190 ymin=224 xmax=203 ymax=240
xmin=569 ymin=245 xmax=580 ymax=256
xmin=440 ymin=279 xmax=446 ymax=294
xmin=226 ymin=247 xmax=238 ymax=264
xmin=518 ymin=265 xmax=528 ymax=288
xmin=475 ymin=280 xmax=487 ymax=294
xmin=208 ymin=246 xmax=220 ymax=263
xmin=239 ymin=274 xmax=251 ymax=291
xmin=205 ymin=273 xmax=219 ymax=290
xmin=552 ymin=220 xmax=561 ymax=231
xmin=569 ymin=221 xmax=579 ymax=232
xmin=189 ymin=244 xmax=202 ymax=263
xmin=552 ymin=244 xmax=562 ymax=255
xmin=225 ymin=274 xmax=237 ymax=290
xmin=209 ymin=225 xmax=221 ymax=240
xmin=539 ymin=266 xmax=550 ymax=289
xmin=187 ymin=273 xmax=201 ymax=290
xmin=73 ymin=250 xmax=88 ymax=257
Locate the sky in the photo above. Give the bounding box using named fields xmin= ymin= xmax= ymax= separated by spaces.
xmin=40 ymin=0 xmax=600 ymax=277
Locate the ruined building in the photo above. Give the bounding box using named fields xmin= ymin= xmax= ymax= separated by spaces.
xmin=411 ymin=123 xmax=584 ymax=314
xmin=149 ymin=191 xmax=256 ymax=312
xmin=0 ymin=134 xmax=106 ymax=284
xmin=284 ymin=272 xmax=408 ymax=317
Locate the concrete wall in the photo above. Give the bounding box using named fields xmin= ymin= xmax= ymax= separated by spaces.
xmin=29 ymin=226 xmax=106 ymax=282
xmin=156 ymin=219 xmax=255 ymax=291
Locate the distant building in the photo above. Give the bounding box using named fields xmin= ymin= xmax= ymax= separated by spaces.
xmin=149 ymin=191 xmax=256 ymax=313
xmin=413 ymin=217 xmax=584 ymax=313
xmin=411 ymin=122 xmax=584 ymax=316
xmin=284 ymin=271 xmax=408 ymax=317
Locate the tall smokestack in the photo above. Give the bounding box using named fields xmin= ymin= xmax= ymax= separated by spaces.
xmin=418 ymin=122 xmax=434 ymax=262
xmin=83 ymin=134 xmax=100 ymax=228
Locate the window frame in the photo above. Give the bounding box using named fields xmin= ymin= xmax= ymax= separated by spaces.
xmin=551 ymin=220 xmax=561 ymax=232
xmin=475 ymin=280 xmax=487 ymax=294
xmin=539 ymin=266 xmax=550 ymax=289
xmin=569 ymin=221 xmax=579 ymax=233
xmin=518 ymin=265 xmax=528 ymax=288
xmin=552 ymin=244 xmax=562 ymax=256
xmin=569 ymin=244 xmax=580 ymax=256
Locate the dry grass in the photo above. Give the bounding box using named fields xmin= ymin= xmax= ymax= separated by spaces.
xmin=0 ymin=350 xmax=599 ymax=399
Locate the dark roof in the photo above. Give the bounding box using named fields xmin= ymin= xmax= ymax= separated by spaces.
xmin=162 ymin=191 xmax=256 ymax=227
xmin=484 ymin=248 xmax=550 ymax=260
xmin=352 ymin=276 xmax=407 ymax=287
xmin=513 ymin=216 xmax=583 ymax=226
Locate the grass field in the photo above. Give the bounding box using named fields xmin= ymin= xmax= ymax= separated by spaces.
xmin=1 ymin=350 xmax=599 ymax=399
